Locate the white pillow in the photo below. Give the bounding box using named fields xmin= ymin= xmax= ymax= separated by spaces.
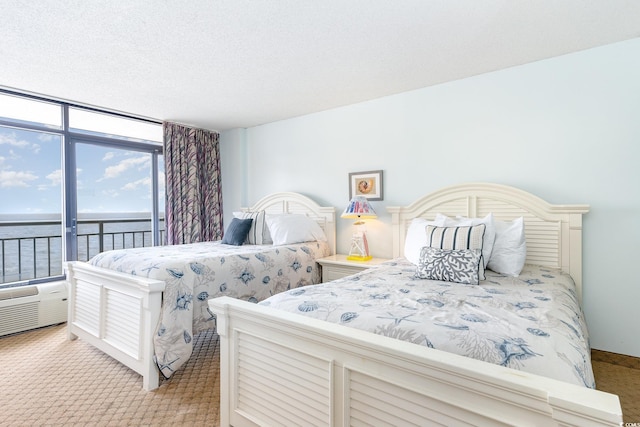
xmin=436 ymin=213 xmax=496 ymax=269
xmin=404 ymin=217 xmax=445 ymax=265
xmin=487 ymin=217 xmax=526 ymax=276
xmin=233 ymin=211 xmax=269 ymax=245
xmin=266 ymin=214 xmax=327 ymax=245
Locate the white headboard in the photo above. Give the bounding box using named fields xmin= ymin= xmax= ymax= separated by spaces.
xmin=242 ymin=192 xmax=336 ymax=255
xmin=387 ymin=183 xmax=589 ymax=302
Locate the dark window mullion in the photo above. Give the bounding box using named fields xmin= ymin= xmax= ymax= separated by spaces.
xmin=62 ymin=105 xmax=78 ymax=262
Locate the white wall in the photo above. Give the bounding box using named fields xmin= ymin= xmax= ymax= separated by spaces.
xmin=221 ymin=38 xmax=640 ymax=357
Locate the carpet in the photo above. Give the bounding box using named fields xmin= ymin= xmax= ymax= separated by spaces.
xmin=0 ymin=324 xmax=219 ymax=426
xmin=1 ymin=324 xmax=639 ymax=425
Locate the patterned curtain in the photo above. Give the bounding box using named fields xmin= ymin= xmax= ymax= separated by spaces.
xmin=163 ymin=122 xmax=223 ymax=245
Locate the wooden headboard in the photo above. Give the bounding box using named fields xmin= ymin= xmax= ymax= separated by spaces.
xmin=242 ymin=192 xmax=336 ymax=255
xmin=387 ymin=183 xmax=589 ymax=302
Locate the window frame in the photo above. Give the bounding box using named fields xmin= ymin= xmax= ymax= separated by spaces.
xmin=0 ymin=89 xmax=163 ymax=286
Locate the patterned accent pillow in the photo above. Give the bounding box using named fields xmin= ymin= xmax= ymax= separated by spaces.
xmin=424 ymin=224 xmax=486 ymax=280
xmin=233 ymin=211 xmax=268 ymax=244
xmin=415 ymin=247 xmax=482 ymax=285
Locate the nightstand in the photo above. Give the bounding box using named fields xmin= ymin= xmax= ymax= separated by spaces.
xmin=316 ymin=254 xmax=389 ymax=282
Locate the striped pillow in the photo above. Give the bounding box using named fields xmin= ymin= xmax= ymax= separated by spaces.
xmin=233 ymin=211 xmax=268 ymax=245
xmin=424 ymin=224 xmax=487 ymax=280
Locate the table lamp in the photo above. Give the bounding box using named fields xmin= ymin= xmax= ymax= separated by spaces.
xmin=341 ymin=196 xmax=377 ymax=261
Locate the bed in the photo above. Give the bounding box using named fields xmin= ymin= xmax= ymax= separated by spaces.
xmin=208 ymin=183 xmax=623 ymax=426
xmin=65 ymin=192 xmax=335 ymax=391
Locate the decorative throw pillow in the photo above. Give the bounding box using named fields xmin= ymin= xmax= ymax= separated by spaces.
xmin=487 ymin=217 xmax=526 ymax=276
xmin=424 ymin=223 xmax=487 ymax=280
xmin=404 ymin=217 xmax=446 ymax=265
xmin=233 ymin=211 xmax=269 ymax=244
xmin=415 ymin=247 xmax=482 ymax=285
xmin=221 ymin=218 xmax=253 ymax=246
xmin=436 ymin=213 xmax=496 ymax=270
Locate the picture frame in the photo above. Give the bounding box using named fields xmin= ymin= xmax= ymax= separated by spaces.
xmin=349 ymin=170 xmax=383 ymax=201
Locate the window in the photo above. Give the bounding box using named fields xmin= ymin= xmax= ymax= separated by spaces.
xmin=0 ymin=125 xmax=62 ymax=283
xmin=0 ymin=90 xmax=164 ymax=286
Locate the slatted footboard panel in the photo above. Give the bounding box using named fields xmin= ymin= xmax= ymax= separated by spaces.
xmin=72 ymin=277 xmax=101 ymax=336
xmin=211 ymin=297 xmax=622 ymax=427
xmin=346 ymin=368 xmax=508 ymax=426
xmin=234 ymin=332 xmax=332 ymax=426
xmin=66 ymin=262 xmax=165 ymax=390
xmin=104 ymin=287 xmax=143 ymax=358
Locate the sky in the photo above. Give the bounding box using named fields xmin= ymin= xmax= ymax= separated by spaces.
xmin=0 ymin=125 xmax=164 ymax=216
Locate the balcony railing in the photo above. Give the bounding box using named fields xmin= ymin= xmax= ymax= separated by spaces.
xmin=0 ymin=218 xmax=165 ymax=285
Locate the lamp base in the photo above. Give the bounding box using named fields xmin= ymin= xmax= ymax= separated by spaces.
xmin=346 ymin=254 xmax=373 ymax=262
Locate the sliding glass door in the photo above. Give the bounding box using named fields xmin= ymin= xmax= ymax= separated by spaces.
xmin=75 ymin=143 xmax=164 ymax=261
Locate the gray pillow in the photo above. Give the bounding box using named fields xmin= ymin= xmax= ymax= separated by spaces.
xmin=415 ymin=247 xmax=482 ymax=285
xmin=221 ymin=218 xmax=253 ymax=246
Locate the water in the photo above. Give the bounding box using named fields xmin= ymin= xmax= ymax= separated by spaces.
xmin=0 ymin=214 xmax=164 ymax=285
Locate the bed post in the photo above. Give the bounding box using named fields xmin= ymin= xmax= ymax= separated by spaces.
xmin=567 ymin=208 xmax=587 ymax=304
xmin=387 ymin=207 xmax=402 ymax=258
xmin=214 ymin=301 xmax=231 ymax=427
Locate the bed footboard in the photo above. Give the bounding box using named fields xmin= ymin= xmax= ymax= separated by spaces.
xmin=209 ymin=296 xmax=622 ymax=427
xmin=66 ymin=262 xmax=165 ymax=391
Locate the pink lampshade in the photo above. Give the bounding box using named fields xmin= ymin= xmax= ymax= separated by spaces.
xmin=341 ymin=196 xmax=377 ymax=219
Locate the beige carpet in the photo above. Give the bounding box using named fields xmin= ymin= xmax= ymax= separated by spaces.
xmin=1 ymin=324 xmax=639 ymax=426
xmin=592 ymin=355 xmax=640 ymax=423
xmin=0 ymin=324 xmax=219 ymax=426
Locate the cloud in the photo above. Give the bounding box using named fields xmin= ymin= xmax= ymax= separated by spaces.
xmin=102 ymin=156 xmax=149 ymax=179
xmin=102 ymin=189 xmax=119 ymax=198
xmin=45 ymin=169 xmax=62 ymax=187
xmin=46 ymin=169 xmax=61 ymax=182
xmin=37 ymin=168 xmax=76 ymax=191
xmin=0 ymin=133 xmax=30 ymax=148
xmin=102 ymin=152 xmax=114 ymax=161
xmin=0 ymin=170 xmax=38 ymax=187
xmin=122 ymin=176 xmax=150 ymax=191
xmin=37 ymin=133 xmax=56 ymax=142
xmin=0 ymin=132 xmax=40 ymax=152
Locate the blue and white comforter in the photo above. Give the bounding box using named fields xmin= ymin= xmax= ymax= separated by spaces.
xmin=89 ymin=240 xmax=330 ymax=378
xmin=260 ymin=258 xmax=594 ymax=388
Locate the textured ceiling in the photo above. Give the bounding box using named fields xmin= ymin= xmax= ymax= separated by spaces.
xmin=1 ymin=0 xmax=639 ymax=131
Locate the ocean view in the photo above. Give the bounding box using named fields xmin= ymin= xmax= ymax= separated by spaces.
xmin=0 ymin=213 xmax=164 ymax=284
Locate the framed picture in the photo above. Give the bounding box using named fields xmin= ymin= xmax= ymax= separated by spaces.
xmin=349 ymin=170 xmax=383 ymax=201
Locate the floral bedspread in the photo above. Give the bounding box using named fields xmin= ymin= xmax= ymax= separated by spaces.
xmin=89 ymin=240 xmax=330 ymax=378
xmin=260 ymin=259 xmax=594 ymax=388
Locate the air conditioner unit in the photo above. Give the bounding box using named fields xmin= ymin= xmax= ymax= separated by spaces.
xmin=0 ymin=281 xmax=68 ymax=337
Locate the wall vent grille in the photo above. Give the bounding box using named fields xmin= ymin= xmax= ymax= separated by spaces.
xmin=0 ymin=282 xmax=67 ymax=336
